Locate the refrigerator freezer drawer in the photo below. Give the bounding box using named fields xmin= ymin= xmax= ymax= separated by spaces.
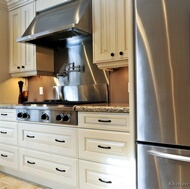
xmin=138 ymin=143 xmax=190 ymax=189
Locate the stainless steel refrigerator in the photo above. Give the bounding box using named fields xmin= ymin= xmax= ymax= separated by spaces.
xmin=135 ymin=0 xmax=190 ymax=188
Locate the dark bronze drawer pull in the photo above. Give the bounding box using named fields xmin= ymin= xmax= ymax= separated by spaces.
xmin=26 ymin=135 xmax=35 ymax=138
xmin=98 ymin=119 xmax=111 ymax=123
xmin=1 ymin=154 xmax=8 ymax=158
xmin=1 ymin=113 xmax=7 ymax=116
xmin=0 ymin=131 xmax=7 ymax=134
xmin=55 ymin=168 xmax=66 ymax=172
xmin=55 ymin=139 xmax=65 ymax=143
xmin=98 ymin=145 xmax=111 ymax=149
xmin=27 ymin=161 xmax=35 ymax=165
xmin=99 ymin=178 xmax=112 ymax=184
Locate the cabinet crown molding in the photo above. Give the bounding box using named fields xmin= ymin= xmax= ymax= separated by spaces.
xmin=6 ymin=0 xmax=34 ymax=10
xmin=0 ymin=0 xmax=8 ymax=10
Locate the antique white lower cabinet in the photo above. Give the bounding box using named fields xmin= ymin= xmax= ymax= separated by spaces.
xmin=0 ymin=109 xmax=134 ymax=189
xmin=18 ymin=122 xmax=78 ymax=188
xmin=78 ymin=112 xmax=134 ymax=189
xmin=0 ymin=109 xmax=18 ymax=170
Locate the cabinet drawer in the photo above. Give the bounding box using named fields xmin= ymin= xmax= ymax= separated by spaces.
xmin=78 ymin=112 xmax=129 ymax=131
xmin=79 ymin=129 xmax=130 ymax=166
xmin=0 ymin=109 xmax=16 ymax=121
xmin=0 ymin=144 xmax=18 ymax=169
xmin=79 ymin=160 xmax=129 ymax=189
xmin=18 ymin=123 xmax=77 ymax=157
xmin=19 ymin=148 xmax=78 ymax=187
xmin=0 ymin=121 xmax=17 ymax=145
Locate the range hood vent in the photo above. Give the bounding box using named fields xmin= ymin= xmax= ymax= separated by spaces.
xmin=17 ymin=0 xmax=92 ymax=48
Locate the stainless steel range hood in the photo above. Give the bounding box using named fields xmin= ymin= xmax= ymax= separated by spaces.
xmin=17 ymin=0 xmax=92 ymax=48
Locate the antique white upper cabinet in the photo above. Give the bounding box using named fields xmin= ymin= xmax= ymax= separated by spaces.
xmin=92 ymin=0 xmax=130 ymax=69
xmin=0 ymin=0 xmax=9 ymax=82
xmin=36 ymin=0 xmax=71 ymax=12
xmin=7 ymin=0 xmax=54 ymax=77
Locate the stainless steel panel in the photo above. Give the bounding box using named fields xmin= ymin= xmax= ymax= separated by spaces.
xmin=138 ymin=144 xmax=190 ymax=189
xmin=53 ymin=84 xmax=108 ymax=102
xmin=135 ymin=0 xmax=190 ymax=145
xmin=16 ymin=105 xmax=77 ymax=125
xmin=17 ymin=0 xmax=92 ymax=48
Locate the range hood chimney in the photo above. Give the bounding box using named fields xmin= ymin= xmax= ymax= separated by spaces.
xmin=17 ymin=0 xmax=92 ymax=48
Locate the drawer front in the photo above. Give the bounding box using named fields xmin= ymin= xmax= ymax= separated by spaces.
xmin=18 ymin=123 xmax=77 ymax=157
xmin=78 ymin=112 xmax=129 ymax=131
xmin=0 ymin=144 xmax=18 ymax=169
xmin=79 ymin=129 xmax=130 ymax=166
xmin=0 ymin=109 xmax=16 ymax=121
xmin=79 ymin=160 xmax=129 ymax=189
xmin=0 ymin=121 xmax=17 ymax=145
xmin=19 ymin=148 xmax=78 ymax=187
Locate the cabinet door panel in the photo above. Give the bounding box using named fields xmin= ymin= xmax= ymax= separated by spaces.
xmin=0 ymin=121 xmax=17 ymax=145
xmin=79 ymin=160 xmax=129 ymax=189
xmin=116 ymin=0 xmax=128 ymax=59
xmin=9 ymin=9 xmax=21 ymax=73
xmin=20 ymin=2 xmax=35 ymax=71
xmin=19 ymin=148 xmax=78 ymax=187
xmin=18 ymin=123 xmax=77 ymax=157
xmin=93 ymin=0 xmax=129 ymax=69
xmin=78 ymin=112 xmax=130 ymax=131
xmin=79 ymin=129 xmax=130 ymax=166
xmin=93 ymin=0 xmax=115 ymax=63
xmin=0 ymin=144 xmax=18 ymax=169
xmin=0 ymin=109 xmax=16 ymax=121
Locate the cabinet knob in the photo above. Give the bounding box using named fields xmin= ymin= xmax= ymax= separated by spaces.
xmin=110 ymin=53 xmax=115 ymax=57
xmin=119 ymin=51 xmax=123 ymax=56
xmin=17 ymin=66 xmax=20 ymax=69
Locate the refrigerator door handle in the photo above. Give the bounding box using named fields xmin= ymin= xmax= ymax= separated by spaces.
xmin=148 ymin=150 xmax=190 ymax=162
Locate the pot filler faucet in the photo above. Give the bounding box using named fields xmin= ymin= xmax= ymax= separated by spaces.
xmin=57 ymin=62 xmax=84 ymax=78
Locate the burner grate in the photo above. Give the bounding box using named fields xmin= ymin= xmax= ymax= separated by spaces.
xmin=23 ymin=100 xmax=106 ymax=105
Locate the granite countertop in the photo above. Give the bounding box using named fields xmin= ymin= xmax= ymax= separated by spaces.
xmin=75 ymin=103 xmax=129 ymax=113
xmin=0 ymin=103 xmax=129 ymax=113
xmin=0 ymin=104 xmax=17 ymax=109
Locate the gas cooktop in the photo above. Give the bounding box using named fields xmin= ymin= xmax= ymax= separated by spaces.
xmin=16 ymin=102 xmax=78 ymax=125
xmin=23 ymin=100 xmax=106 ymax=105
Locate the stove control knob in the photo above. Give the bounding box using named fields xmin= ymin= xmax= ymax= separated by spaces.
xmin=41 ymin=113 xmax=49 ymax=121
xmin=22 ymin=112 xmax=30 ymax=119
xmin=17 ymin=112 xmax=23 ymax=118
xmin=56 ymin=114 xmax=64 ymax=121
xmin=63 ymin=114 xmax=71 ymax=122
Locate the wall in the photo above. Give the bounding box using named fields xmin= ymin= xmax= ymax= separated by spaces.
xmin=0 ymin=67 xmax=128 ymax=104
xmin=0 ymin=78 xmax=27 ymax=104
xmin=27 ymin=76 xmax=56 ymax=102
xmin=109 ymin=67 xmax=129 ymax=104
xmin=27 ymin=67 xmax=129 ymax=104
